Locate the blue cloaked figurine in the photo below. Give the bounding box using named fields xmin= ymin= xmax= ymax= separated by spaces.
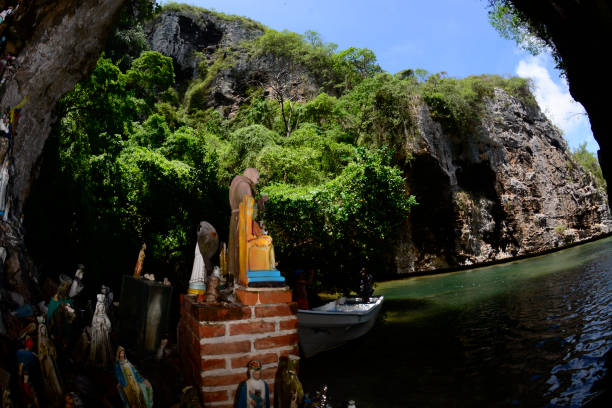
xmin=235 ymin=360 xmax=270 ymax=408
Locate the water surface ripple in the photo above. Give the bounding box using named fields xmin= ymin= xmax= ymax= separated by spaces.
xmin=300 ymin=237 xmax=612 ymax=407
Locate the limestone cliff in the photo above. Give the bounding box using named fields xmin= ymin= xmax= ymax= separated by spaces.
xmin=146 ymin=8 xmax=318 ymax=114
xmin=398 ymin=88 xmax=611 ymax=272
xmin=145 ymin=8 xmax=611 ymax=274
xmin=0 ymin=0 xmax=125 ymax=299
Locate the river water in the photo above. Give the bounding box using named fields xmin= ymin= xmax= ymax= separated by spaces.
xmin=300 ymin=236 xmax=612 ymax=407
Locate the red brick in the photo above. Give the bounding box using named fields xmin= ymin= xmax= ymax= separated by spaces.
xmin=231 ymin=353 xmax=278 ymax=369
xmin=236 ymin=289 xmax=259 ymax=305
xmin=254 ymin=334 xmax=299 ymax=350
xmin=229 ymin=321 xmax=275 ymax=336
xmin=201 ymin=340 xmax=251 ymax=355
xmin=262 ymin=366 xmax=277 ymax=380
xmin=201 ymin=390 xmax=229 ymax=403
xmin=202 ymin=373 xmax=247 ymax=387
xmin=259 ymin=289 xmax=292 ymax=304
xmin=201 ymin=358 xmax=226 ymax=371
xmin=199 ymin=323 xmax=226 ymax=338
xmin=196 ymin=304 xmax=251 ymax=321
xmin=279 ymin=318 xmax=298 ymax=331
xmin=254 ymin=303 xmax=297 ymax=318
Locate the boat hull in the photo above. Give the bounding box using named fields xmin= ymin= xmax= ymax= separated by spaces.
xmin=297 ymin=296 xmax=383 ymax=357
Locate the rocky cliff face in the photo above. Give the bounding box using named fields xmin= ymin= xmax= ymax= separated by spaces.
xmin=398 ymin=88 xmax=611 ymax=272
xmin=146 ymin=9 xmax=318 ymax=113
xmin=0 ymin=0 xmax=125 ymax=299
xmin=505 ymin=0 xmax=612 ymax=208
xmin=146 ymin=8 xmax=611 ymax=274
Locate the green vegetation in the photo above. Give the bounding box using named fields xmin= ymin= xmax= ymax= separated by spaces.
xmin=571 ymin=143 xmax=607 ymax=191
xmin=487 ymin=1 xmax=564 ymax=72
xmin=160 ymin=2 xmax=266 ymax=32
xmin=24 ymin=6 xmax=550 ymax=291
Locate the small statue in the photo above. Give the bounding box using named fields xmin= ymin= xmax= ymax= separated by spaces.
xmin=235 ymin=360 xmax=270 ymax=408
xmin=197 ymin=221 xmax=219 ymax=278
xmin=206 ymin=267 xmax=221 ymax=303
xmin=0 ymin=160 xmax=9 ymax=217
xmin=115 ymin=346 xmax=153 ymax=408
xmin=275 ymin=355 xmax=303 ymax=408
xmin=89 ymin=294 xmax=113 ymax=367
xmin=188 ymin=241 xmax=206 ymax=297
xmin=46 ymin=276 xmax=75 ymax=348
xmin=69 ymin=264 xmax=85 ymax=298
xmin=133 ymin=244 xmax=146 ymax=279
xmin=37 ymin=320 xmax=63 ymax=403
xmin=163 ymin=278 xmax=171 ymax=286
xmin=16 ymin=336 xmax=39 ymax=408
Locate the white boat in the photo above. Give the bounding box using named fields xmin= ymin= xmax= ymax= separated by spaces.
xmin=297 ymin=295 xmax=384 ymax=357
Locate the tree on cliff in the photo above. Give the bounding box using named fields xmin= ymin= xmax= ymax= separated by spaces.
xmin=486 ymin=0 xmax=612 ymax=204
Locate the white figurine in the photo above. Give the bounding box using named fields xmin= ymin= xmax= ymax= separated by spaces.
xmin=69 ymin=264 xmax=85 ymax=298
xmin=188 ymin=242 xmax=206 ymax=296
xmin=89 ymin=294 xmax=113 ymax=367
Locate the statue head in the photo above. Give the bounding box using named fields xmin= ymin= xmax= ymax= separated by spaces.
xmin=243 ymin=168 xmax=260 ymax=185
xmin=247 ymin=360 xmax=262 ymax=380
xmin=116 ymin=346 xmax=126 ymax=362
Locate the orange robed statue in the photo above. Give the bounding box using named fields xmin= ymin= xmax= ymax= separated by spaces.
xmin=228 ymin=168 xmax=285 ymax=287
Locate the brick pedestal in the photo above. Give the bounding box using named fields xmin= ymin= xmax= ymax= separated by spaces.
xmin=179 ymin=288 xmax=298 ymax=407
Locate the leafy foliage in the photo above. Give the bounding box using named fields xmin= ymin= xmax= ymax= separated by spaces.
xmin=264 ymin=148 xmax=417 ymax=291
xmin=571 ymin=143 xmax=607 ymax=191
xmin=25 ymin=11 xmax=549 ymax=292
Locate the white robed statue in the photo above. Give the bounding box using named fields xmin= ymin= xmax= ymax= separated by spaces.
xmin=89 ymin=294 xmax=113 ymax=367
xmin=188 ymin=242 xmax=206 ymax=296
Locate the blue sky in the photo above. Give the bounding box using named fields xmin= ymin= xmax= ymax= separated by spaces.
xmin=160 ymin=0 xmax=598 ymax=153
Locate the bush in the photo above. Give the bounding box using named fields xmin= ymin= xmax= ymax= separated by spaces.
xmin=264 ymin=148 xmax=416 ymax=291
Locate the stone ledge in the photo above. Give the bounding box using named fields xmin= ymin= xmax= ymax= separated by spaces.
xmin=236 ymin=286 xmax=292 ymax=305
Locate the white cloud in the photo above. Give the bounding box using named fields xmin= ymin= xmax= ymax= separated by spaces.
xmin=515 ymin=55 xmax=602 ymax=153
xmin=516 ymin=56 xmax=587 ymax=134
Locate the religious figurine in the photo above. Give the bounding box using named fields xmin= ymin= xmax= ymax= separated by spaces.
xmin=89 ymin=294 xmax=113 ymax=367
xmin=229 ymin=168 xmax=285 ymax=288
xmin=206 ymin=267 xmax=221 ymax=303
xmin=68 ymin=264 xmax=85 ymax=298
xmin=228 ymin=168 xmax=260 ymax=282
xmin=188 ymin=241 xmax=206 ymax=297
xmin=235 ymin=360 xmax=269 ymax=408
xmin=46 ymin=276 xmax=75 ymax=349
xmin=16 ymin=336 xmax=39 ymax=408
xmin=0 ymin=159 xmax=9 ymax=217
xmin=37 ymin=320 xmax=63 ymax=403
xmin=275 ymin=355 xmax=303 ymax=408
xmin=114 ymin=346 xmax=153 ymax=408
xmin=197 ymin=221 xmax=219 ymax=277
xmin=133 ymin=244 xmax=146 ymax=279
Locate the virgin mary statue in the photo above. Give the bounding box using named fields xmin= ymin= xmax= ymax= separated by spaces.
xmin=115 ymin=346 xmax=153 ymax=408
xmin=89 ymin=294 xmax=113 ymax=367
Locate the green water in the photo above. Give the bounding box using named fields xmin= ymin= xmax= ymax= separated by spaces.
xmin=300 ymin=236 xmax=612 ymax=407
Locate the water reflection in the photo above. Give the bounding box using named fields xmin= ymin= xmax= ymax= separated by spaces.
xmin=300 ymin=237 xmax=612 ymax=407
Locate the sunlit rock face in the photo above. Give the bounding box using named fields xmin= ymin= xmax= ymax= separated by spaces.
xmin=146 ymin=9 xmax=318 ymax=114
xmin=506 ymin=0 xmax=612 ymax=212
xmin=147 ymin=8 xmax=611 ymax=274
xmin=397 ymin=88 xmax=611 ymax=273
xmin=0 ymin=0 xmax=125 ymax=299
